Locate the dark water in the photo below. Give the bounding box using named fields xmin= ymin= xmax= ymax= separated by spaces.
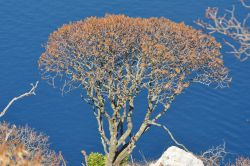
xmin=0 ymin=0 xmax=250 ymax=165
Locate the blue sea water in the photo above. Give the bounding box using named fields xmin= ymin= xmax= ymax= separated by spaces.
xmin=0 ymin=0 xmax=250 ymax=165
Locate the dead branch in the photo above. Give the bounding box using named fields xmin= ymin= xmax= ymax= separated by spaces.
xmin=241 ymin=0 xmax=250 ymax=8
xmin=149 ymin=121 xmax=189 ymax=152
xmin=59 ymin=151 xmax=67 ymax=166
xmin=0 ymin=81 xmax=39 ymax=118
xmin=81 ymin=150 xmax=88 ymax=166
xmin=199 ymin=143 xmax=227 ymax=166
xmin=196 ymin=0 xmax=250 ymax=61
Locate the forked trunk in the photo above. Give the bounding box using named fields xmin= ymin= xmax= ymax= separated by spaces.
xmin=105 ymin=147 xmax=131 ymax=166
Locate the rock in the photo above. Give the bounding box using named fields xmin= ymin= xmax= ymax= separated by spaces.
xmin=150 ymin=146 xmax=204 ymax=166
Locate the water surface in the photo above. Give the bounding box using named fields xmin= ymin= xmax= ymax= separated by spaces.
xmin=0 ymin=0 xmax=250 ymax=165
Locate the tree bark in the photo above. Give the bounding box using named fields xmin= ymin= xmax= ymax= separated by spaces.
xmin=105 ymin=118 xmax=118 ymax=166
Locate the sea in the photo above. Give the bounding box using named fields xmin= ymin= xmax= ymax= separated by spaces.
xmin=0 ymin=0 xmax=250 ymax=165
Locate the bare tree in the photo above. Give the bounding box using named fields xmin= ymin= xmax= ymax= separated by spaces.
xmin=199 ymin=143 xmax=227 ymax=166
xmin=39 ymin=14 xmax=231 ymax=166
xmin=0 ymin=122 xmax=66 ymax=166
xmin=196 ymin=0 xmax=250 ymax=61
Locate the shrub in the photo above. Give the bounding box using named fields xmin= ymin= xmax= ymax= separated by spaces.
xmin=87 ymin=152 xmax=105 ymax=166
xmin=0 ymin=122 xmax=65 ymax=166
xmin=86 ymin=152 xmax=129 ymax=166
xmin=229 ymin=157 xmax=250 ymax=166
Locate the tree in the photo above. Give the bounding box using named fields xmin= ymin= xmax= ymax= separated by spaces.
xmin=196 ymin=0 xmax=250 ymax=61
xmin=39 ymin=14 xmax=231 ymax=166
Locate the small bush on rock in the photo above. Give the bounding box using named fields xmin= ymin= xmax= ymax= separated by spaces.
xmin=87 ymin=152 xmax=105 ymax=166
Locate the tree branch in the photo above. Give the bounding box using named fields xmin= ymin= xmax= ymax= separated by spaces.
xmin=149 ymin=121 xmax=189 ymax=152
xmin=96 ymin=109 xmax=109 ymax=154
xmin=241 ymin=0 xmax=250 ymax=8
xmin=196 ymin=1 xmax=250 ymax=61
xmin=0 ymin=81 xmax=39 ymax=118
xmin=117 ymin=98 xmax=134 ymax=147
xmin=81 ymin=150 xmax=88 ymax=166
xmin=199 ymin=143 xmax=227 ymax=166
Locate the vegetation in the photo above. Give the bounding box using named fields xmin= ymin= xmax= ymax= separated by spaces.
xmin=87 ymin=152 xmax=106 ymax=166
xmin=39 ymin=14 xmax=231 ymax=165
xmin=196 ymin=0 xmax=250 ymax=61
xmin=230 ymin=157 xmax=250 ymax=166
xmin=199 ymin=144 xmax=227 ymax=166
xmin=0 ymin=83 xmax=65 ymax=166
xmin=195 ymin=0 xmax=250 ymax=165
xmin=0 ymin=122 xmax=65 ymax=166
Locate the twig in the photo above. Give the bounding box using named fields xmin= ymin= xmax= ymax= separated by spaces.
xmin=139 ymin=150 xmax=148 ymax=165
xmin=149 ymin=121 xmax=189 ymax=152
xmin=59 ymin=151 xmax=67 ymax=166
xmin=199 ymin=143 xmax=227 ymax=166
xmin=196 ymin=0 xmax=250 ymax=61
xmin=130 ymin=154 xmax=135 ymax=166
xmin=241 ymin=0 xmax=250 ymax=8
xmin=0 ymin=81 xmax=39 ymax=118
xmin=4 ymin=124 xmax=16 ymax=142
xmin=81 ymin=150 xmax=88 ymax=166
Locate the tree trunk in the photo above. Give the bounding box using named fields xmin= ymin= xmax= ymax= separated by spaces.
xmin=105 ymin=147 xmax=116 ymax=166
xmin=105 ymin=119 xmax=118 ymax=166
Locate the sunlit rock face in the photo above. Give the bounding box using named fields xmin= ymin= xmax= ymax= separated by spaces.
xmin=150 ymin=146 xmax=204 ymax=166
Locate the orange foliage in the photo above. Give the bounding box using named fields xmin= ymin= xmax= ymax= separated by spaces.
xmin=39 ymin=14 xmax=229 ymax=89
xmin=38 ymin=14 xmax=231 ymax=118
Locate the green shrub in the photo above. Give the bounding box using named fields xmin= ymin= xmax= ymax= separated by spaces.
xmin=87 ymin=152 xmax=105 ymax=166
